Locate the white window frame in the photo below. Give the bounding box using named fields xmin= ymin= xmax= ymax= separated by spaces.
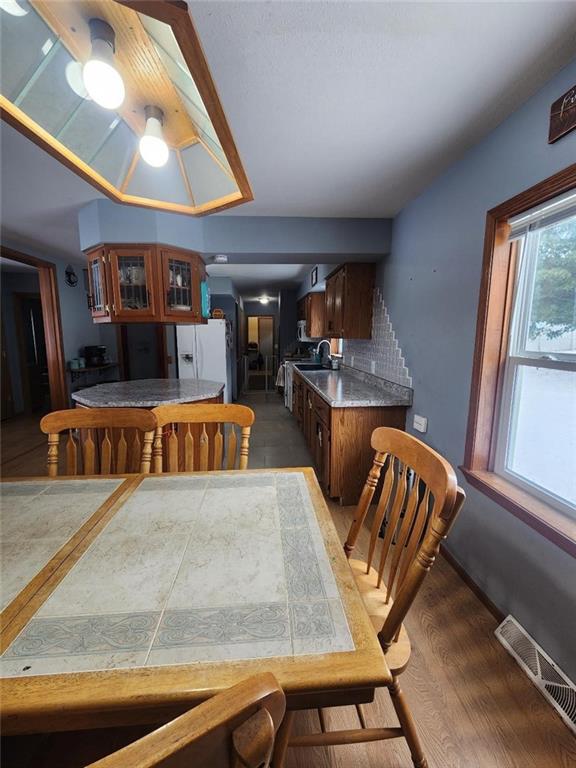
xmin=494 ymin=222 xmax=576 ymax=517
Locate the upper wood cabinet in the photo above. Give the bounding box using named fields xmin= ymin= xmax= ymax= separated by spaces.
xmin=160 ymin=248 xmax=205 ymax=322
xmin=84 ymin=244 xmax=208 ymax=324
xmin=297 ymin=292 xmax=325 ymax=338
xmin=109 ymin=247 xmax=157 ymax=322
xmin=324 ymin=263 xmax=375 ymax=339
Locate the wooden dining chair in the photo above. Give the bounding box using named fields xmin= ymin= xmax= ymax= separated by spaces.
xmin=151 ymin=403 xmax=255 ymax=473
xmin=39 ymin=408 xmax=158 ymax=477
xmin=276 ymin=427 xmax=466 ymax=768
xmin=85 ymin=673 xmax=286 ymax=768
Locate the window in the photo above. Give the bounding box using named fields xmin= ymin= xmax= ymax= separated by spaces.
xmin=495 ymin=206 xmax=576 ymax=515
xmin=463 ymin=164 xmax=576 ymax=557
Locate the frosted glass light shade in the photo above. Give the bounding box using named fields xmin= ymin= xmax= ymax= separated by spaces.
xmin=0 ymin=0 xmax=28 ymax=17
xmin=82 ymin=38 xmax=125 ymax=110
xmin=139 ymin=115 xmax=169 ymax=168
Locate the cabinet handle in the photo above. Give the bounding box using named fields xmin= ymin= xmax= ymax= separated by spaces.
xmin=318 ymin=429 xmax=322 ymax=447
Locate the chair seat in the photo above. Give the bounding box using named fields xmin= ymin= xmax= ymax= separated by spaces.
xmin=349 ymin=559 xmax=412 ymax=675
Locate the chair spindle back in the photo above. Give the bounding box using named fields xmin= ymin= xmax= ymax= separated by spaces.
xmin=151 ymin=404 xmax=255 ymax=473
xmin=39 ymin=409 xmax=157 ymax=477
xmin=86 ymin=673 xmax=285 ymax=768
xmin=344 ymin=427 xmax=465 ymax=651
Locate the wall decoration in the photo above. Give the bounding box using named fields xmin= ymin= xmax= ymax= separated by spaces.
xmin=65 ymin=265 xmax=78 ymax=287
xmin=311 ymin=266 xmax=318 ymax=287
xmin=549 ymin=84 xmax=576 ymax=143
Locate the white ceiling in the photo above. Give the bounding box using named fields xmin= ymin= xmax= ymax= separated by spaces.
xmin=207 ymin=262 xmax=309 ymax=299
xmin=194 ymin=1 xmax=576 ymax=217
xmin=1 ymin=1 xmax=575 ymax=277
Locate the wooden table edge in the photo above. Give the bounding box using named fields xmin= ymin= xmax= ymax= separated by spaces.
xmin=1 ymin=467 xmax=391 ymax=734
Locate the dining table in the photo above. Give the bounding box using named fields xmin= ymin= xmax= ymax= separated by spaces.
xmin=0 ymin=468 xmax=390 ymax=741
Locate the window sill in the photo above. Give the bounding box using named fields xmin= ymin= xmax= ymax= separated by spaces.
xmin=460 ymin=468 xmax=576 ymax=558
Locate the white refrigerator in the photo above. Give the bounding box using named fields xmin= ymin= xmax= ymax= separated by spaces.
xmin=176 ymin=320 xmax=231 ymax=403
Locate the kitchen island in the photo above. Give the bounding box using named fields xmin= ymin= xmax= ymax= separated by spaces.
xmin=292 ymin=365 xmax=412 ymax=504
xmin=71 ymin=378 xmax=224 ymax=408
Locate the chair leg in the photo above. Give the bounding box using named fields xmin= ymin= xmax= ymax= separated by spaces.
xmin=272 ymin=710 xmax=294 ymax=768
xmin=388 ymin=677 xmax=428 ymax=768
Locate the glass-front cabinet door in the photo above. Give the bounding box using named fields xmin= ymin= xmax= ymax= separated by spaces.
xmin=160 ymin=249 xmax=202 ymax=321
xmin=109 ymin=247 xmax=156 ymax=320
xmin=87 ymin=248 xmax=110 ymax=320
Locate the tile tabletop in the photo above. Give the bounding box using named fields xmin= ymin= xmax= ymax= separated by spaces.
xmin=1 ymin=472 xmax=354 ymax=679
xmin=0 ymin=479 xmax=124 ymax=614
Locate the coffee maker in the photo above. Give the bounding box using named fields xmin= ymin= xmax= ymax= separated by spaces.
xmin=84 ymin=345 xmax=107 ymax=368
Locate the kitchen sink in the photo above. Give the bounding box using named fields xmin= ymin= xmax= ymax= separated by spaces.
xmin=294 ymin=363 xmax=327 ymax=371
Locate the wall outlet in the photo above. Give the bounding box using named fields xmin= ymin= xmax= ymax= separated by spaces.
xmin=413 ymin=414 xmax=428 ymax=433
xmin=370 ymin=360 xmax=376 ymax=374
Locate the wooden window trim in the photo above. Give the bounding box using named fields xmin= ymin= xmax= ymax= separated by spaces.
xmin=462 ymin=163 xmax=576 ymax=558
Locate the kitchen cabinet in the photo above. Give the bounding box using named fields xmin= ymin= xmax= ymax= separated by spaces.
xmin=86 ymin=248 xmax=111 ymax=320
xmin=297 ymin=292 xmax=325 ymax=338
xmin=324 ymin=263 xmax=375 ymax=339
xmin=84 ymin=244 xmax=208 ymax=324
xmin=109 ymin=247 xmax=157 ymax=321
xmin=160 ymin=248 xmax=205 ymax=322
xmin=293 ymin=369 xmax=406 ymax=503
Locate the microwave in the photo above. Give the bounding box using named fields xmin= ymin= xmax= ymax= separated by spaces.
xmin=297 ymin=319 xmax=319 ymax=342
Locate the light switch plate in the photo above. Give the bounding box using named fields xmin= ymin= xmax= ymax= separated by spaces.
xmin=413 ymin=414 xmax=428 ymax=433
xmin=371 ymin=360 xmax=376 ymax=374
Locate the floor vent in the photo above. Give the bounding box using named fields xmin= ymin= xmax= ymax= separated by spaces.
xmin=495 ymin=615 xmax=576 ymax=734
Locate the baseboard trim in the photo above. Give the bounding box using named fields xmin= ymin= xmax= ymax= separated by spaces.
xmin=440 ymin=545 xmax=504 ymax=622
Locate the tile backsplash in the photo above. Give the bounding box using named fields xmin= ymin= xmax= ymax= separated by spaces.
xmin=342 ymin=287 xmax=412 ymax=388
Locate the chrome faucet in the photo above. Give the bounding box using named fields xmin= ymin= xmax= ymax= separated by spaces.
xmin=315 ymin=339 xmax=332 ymax=363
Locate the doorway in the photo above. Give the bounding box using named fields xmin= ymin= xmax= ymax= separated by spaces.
xmin=244 ymin=315 xmax=276 ymax=391
xmin=14 ymin=293 xmax=50 ymax=413
xmin=117 ymin=324 xmax=174 ymax=380
xmin=0 ymin=247 xmax=67 ymax=416
xmin=1 ymin=249 xmax=67 ymax=477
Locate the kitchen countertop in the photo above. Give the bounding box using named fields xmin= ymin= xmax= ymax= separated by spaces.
xmin=71 ymin=378 xmax=225 ymax=408
xmin=294 ymin=366 xmax=412 ymax=408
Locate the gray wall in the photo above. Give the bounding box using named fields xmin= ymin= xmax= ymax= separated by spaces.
xmin=381 ymin=59 xmax=576 ymax=678
xmin=79 ymin=199 xmax=392 ymax=260
xmin=1 ymin=270 xmax=41 ymax=413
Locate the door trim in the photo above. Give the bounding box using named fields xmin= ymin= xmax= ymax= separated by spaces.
xmin=0 ymin=247 xmax=68 ymax=410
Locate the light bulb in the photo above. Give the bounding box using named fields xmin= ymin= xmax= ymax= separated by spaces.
xmin=259 ymin=296 xmax=270 ymax=305
xmin=139 ymin=108 xmax=169 ymax=168
xmin=0 ymin=0 xmax=28 ymax=16
xmin=82 ymin=21 xmax=125 ymax=110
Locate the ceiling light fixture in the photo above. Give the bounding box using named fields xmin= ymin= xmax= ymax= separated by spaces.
xmin=82 ymin=19 xmax=125 ymax=110
xmin=259 ymin=296 xmax=270 ymax=305
xmin=214 ymin=254 xmax=229 ymax=264
xmin=139 ymin=106 xmax=169 ymax=168
xmin=0 ymin=0 xmax=28 ymax=16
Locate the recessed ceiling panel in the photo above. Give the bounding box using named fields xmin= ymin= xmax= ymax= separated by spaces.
xmin=0 ymin=0 xmax=252 ymax=215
